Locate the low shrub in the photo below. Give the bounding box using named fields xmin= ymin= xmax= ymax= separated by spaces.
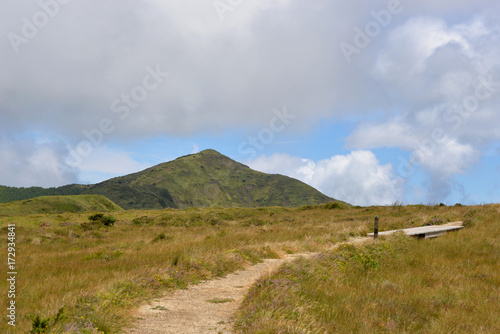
xmin=30 ymin=308 xmax=65 ymax=334
xmin=30 ymin=315 xmax=50 ymax=334
xmin=88 ymin=213 xmax=116 ymax=226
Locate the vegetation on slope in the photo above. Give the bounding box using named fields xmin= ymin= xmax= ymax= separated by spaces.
xmin=0 ymin=195 xmax=122 ymax=216
xmin=0 ymin=184 xmax=88 ymax=204
xmin=82 ymin=149 xmax=341 ymax=209
xmin=0 ymin=150 xmax=343 ymax=209
xmin=0 ymin=203 xmax=495 ymax=333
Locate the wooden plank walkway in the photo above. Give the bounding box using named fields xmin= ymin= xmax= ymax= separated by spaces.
xmin=368 ymin=221 xmax=464 ymax=239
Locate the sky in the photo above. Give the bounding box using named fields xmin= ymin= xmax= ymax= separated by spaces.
xmin=1 ymin=0 xmax=500 ymax=206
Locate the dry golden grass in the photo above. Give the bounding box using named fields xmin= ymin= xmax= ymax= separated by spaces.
xmin=0 ymin=203 xmax=492 ymax=333
xmin=235 ymin=204 xmax=500 ymax=333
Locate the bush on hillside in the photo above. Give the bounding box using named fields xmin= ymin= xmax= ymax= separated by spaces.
xmin=81 ymin=213 xmax=117 ymax=230
xmin=88 ymin=213 xmax=116 ymax=226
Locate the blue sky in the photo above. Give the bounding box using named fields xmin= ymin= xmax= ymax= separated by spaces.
xmin=1 ymin=0 xmax=500 ymax=206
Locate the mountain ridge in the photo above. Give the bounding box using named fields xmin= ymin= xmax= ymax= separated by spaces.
xmin=0 ymin=149 xmax=348 ymax=209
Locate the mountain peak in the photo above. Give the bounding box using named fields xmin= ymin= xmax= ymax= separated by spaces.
xmin=198 ymin=149 xmax=221 ymax=155
xmin=1 ymin=150 xmax=347 ymax=210
xmin=174 ymin=149 xmax=232 ymax=162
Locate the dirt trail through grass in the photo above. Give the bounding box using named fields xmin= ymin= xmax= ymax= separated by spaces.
xmin=125 ymin=252 xmax=317 ymax=334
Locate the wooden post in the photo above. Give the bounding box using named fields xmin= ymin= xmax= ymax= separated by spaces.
xmin=374 ymin=216 xmax=379 ymax=239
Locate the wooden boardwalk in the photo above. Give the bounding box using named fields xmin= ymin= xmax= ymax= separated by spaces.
xmin=368 ymin=221 xmax=464 ymax=239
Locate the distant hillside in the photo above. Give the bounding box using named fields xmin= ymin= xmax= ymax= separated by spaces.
xmin=0 ymin=195 xmax=122 ymax=216
xmin=0 ymin=184 xmax=88 ymax=204
xmin=0 ymin=149 xmax=348 ymax=210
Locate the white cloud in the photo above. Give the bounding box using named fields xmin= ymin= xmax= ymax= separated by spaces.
xmin=0 ymin=0 xmax=421 ymax=140
xmin=0 ymin=139 xmax=78 ymax=187
xmin=375 ymin=17 xmax=475 ymax=79
xmin=347 ymin=118 xmax=481 ymax=178
xmin=346 ymin=117 xmax=415 ymax=150
xmin=191 ymin=144 xmax=200 ymax=154
xmin=413 ymin=137 xmax=479 ymax=176
xmin=347 ymin=14 xmax=500 ymax=202
xmin=2 ymin=3 xmax=498 ymax=141
xmin=76 ymin=147 xmax=150 ymax=178
xmin=248 ymin=151 xmax=404 ymax=206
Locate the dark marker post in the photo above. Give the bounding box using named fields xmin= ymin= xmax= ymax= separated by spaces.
xmin=374 ymin=216 xmax=379 ymax=239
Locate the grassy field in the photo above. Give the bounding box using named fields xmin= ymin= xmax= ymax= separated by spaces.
xmin=235 ymin=205 xmax=500 ymax=333
xmin=0 ymin=203 xmax=497 ymax=333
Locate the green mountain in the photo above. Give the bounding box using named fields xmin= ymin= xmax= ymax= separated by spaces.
xmin=0 ymin=149 xmax=347 ymax=210
xmin=80 ymin=149 xmax=343 ymax=209
xmin=0 ymin=195 xmax=122 ymax=217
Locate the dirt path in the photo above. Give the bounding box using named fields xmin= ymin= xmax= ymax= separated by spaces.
xmin=125 ymin=252 xmax=317 ymax=334
xmin=125 ymin=224 xmax=463 ymax=333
